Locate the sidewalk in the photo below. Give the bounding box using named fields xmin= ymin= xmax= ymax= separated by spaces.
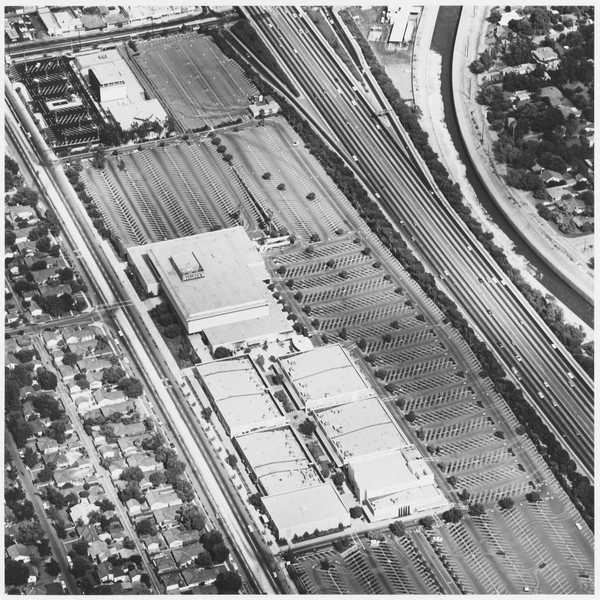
xmin=409 ymin=5 xmax=592 ymax=339
xmin=452 ymin=6 xmax=593 ymax=305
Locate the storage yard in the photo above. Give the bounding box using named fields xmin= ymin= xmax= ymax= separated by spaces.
xmin=132 ymin=34 xmax=258 ymax=131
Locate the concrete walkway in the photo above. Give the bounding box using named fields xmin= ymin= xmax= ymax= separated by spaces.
xmin=409 ymin=5 xmax=592 ymax=338
xmin=452 ymin=6 xmax=593 ymax=305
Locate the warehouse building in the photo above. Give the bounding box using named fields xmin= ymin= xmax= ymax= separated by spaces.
xmin=235 ymin=427 xmax=321 ymax=495
xmin=262 ymin=484 xmax=351 ymax=542
xmin=194 ymin=357 xmax=285 ymax=437
xmin=278 ymin=345 xmax=375 ymax=410
xmin=314 ymin=396 xmax=409 ymax=464
xmin=128 ymin=228 xmax=293 ymax=349
xmin=347 ymin=447 xmax=449 ymax=520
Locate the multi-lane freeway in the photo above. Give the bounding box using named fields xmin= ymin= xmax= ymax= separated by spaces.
xmin=6 ymin=82 xmax=284 ymax=595
xmin=242 ymin=7 xmax=593 ymax=477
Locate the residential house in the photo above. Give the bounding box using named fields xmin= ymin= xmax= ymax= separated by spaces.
xmin=162 ymin=527 xmax=199 ymax=550
xmin=152 ymin=505 xmax=181 ymax=529
xmin=141 ymin=532 xmax=165 ymax=555
xmin=154 ymin=553 xmax=178 ymax=575
xmin=161 ymin=571 xmax=182 ymax=593
xmin=97 ymin=561 xmax=114 ymax=583
xmin=93 ymin=388 xmax=126 ymax=407
xmin=112 ymin=422 xmax=146 ymax=437
xmin=87 ymin=540 xmax=109 ymax=563
xmin=100 ymin=400 xmax=135 ymax=418
xmin=126 ymin=452 xmax=160 ymax=473
xmin=146 ymin=487 xmax=182 ymax=512
xmin=126 ymin=498 xmax=143 ymax=517
xmin=42 ymin=330 xmax=64 ymax=349
xmin=107 ymin=457 xmax=127 ymax=481
xmin=37 ymin=436 xmax=59 ymax=455
xmin=57 ymin=363 xmax=78 ymax=382
xmin=70 ymin=500 xmax=97 ymax=526
xmin=532 ymin=46 xmax=561 ymax=70
xmin=6 ymin=543 xmax=31 ymax=563
xmin=172 ymin=542 xmax=207 ymax=569
xmin=98 ymin=444 xmax=120 ymax=460
xmin=78 ymin=357 xmax=112 ymax=373
xmin=53 ymin=462 xmax=94 ymax=487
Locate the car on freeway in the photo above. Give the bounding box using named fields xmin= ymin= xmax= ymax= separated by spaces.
xmin=567 ymin=371 xmax=575 ymax=379
xmin=543 ymin=381 xmax=550 ymax=388
xmin=515 ymin=354 xmax=523 ymax=362
xmin=537 ymin=391 xmax=544 ymax=399
xmin=466 ymin=244 xmax=473 ymax=252
xmin=551 ymin=342 xmax=558 ymax=349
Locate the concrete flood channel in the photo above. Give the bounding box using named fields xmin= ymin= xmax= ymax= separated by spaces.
xmin=431 ymin=6 xmax=593 ymax=327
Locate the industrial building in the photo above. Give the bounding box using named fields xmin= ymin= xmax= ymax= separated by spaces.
xmin=76 ymin=49 xmax=166 ymax=132
xmin=234 ymin=427 xmax=321 ymax=495
xmin=314 ymin=396 xmax=409 ymax=464
xmin=347 ymin=448 xmax=449 ymax=520
xmin=262 ymin=484 xmax=351 ymax=542
xmin=194 ymin=357 xmax=285 ymax=437
xmin=278 ymin=344 xmax=375 ymax=410
xmin=128 ymin=228 xmax=293 ymax=348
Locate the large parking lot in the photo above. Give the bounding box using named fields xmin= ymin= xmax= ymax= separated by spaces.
xmin=79 ymin=118 xmax=351 ymax=248
xmin=12 ymin=57 xmax=103 ymax=153
xmin=133 ymin=34 xmax=257 ymax=131
xmin=292 ymin=532 xmax=443 ymax=594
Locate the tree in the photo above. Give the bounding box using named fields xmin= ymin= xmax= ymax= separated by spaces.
xmin=136 ymin=518 xmax=157 ymax=536
xmin=405 ymin=410 xmax=417 ymax=423
xmin=349 ymin=506 xmax=363 ymax=519
xmin=163 ymin=323 xmax=180 ymax=338
xmin=201 ymin=406 xmax=213 ymax=421
xmin=61 ymin=352 xmax=80 ymax=367
xmin=306 ymin=192 xmax=316 ymax=200
xmin=498 ymin=496 xmax=514 ymax=510
xmin=36 ymin=368 xmax=58 ymax=390
xmin=58 ymin=267 xmax=74 ymax=283
xmin=468 ymin=503 xmax=486 ymax=516
xmin=332 ymin=471 xmax=345 ymax=487
xmin=177 ymin=503 xmax=205 ymax=530
xmin=298 ymin=419 xmax=316 ymax=436
xmin=262 ymin=172 xmax=271 ymax=180
xmin=419 ymin=516 xmax=434 ymax=529
xmin=277 ymin=183 xmax=286 ymax=191
xmin=95 ymin=498 xmax=115 ymax=512
xmin=210 ymin=542 xmax=230 ymax=564
xmin=5 ymin=560 xmax=28 ymax=587
xmin=215 ymin=570 xmax=242 ymax=594
xmin=442 ymin=507 xmax=464 ymax=523
xmin=120 ymin=466 xmax=144 ymax=482
xmin=118 ymin=377 xmax=144 ymax=398
xmin=525 ymin=491 xmax=541 ymax=503
xmin=70 ymin=554 xmax=93 ymax=578
xmin=389 ymin=520 xmax=406 ymax=537
xmin=102 ymin=365 xmax=126 ymax=385
xmin=45 ymin=558 xmax=61 ymax=577
xmin=15 ymin=520 xmax=45 ymax=545
xmin=213 ymin=346 xmax=233 ymax=359
xmin=225 ymin=454 xmax=238 ymax=468
xmin=149 ymin=471 xmax=167 ymax=487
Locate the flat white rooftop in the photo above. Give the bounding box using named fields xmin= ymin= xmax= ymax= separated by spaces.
xmin=349 ymin=448 xmax=434 ymax=499
xmin=201 ymin=292 xmax=293 ymax=349
xmin=315 ymin=396 xmax=409 ymax=461
xmin=195 ymin=357 xmax=283 ymax=435
xmin=279 ymin=345 xmax=374 ymax=408
xmin=262 ymin=483 xmax=350 ymax=538
xmin=142 ymin=227 xmax=269 ymax=328
xmin=236 ymin=427 xmax=320 ymax=495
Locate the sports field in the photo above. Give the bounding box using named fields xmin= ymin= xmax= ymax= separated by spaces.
xmin=133 ymin=34 xmax=257 ymax=131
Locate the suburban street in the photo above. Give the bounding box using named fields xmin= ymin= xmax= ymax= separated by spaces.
xmin=5 ymin=433 xmax=80 ymax=594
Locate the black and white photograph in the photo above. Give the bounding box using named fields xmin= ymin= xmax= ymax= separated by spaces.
xmin=3 ymin=3 xmax=594 ymax=595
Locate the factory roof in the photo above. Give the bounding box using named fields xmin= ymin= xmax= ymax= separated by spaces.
xmin=262 ymin=484 xmax=349 ymax=537
xmin=315 ymin=396 xmax=408 ymax=461
xmin=195 ymin=357 xmax=284 ymax=435
xmin=279 ymin=345 xmax=374 ymax=408
xmin=108 ymin=99 xmax=167 ymax=130
xmin=201 ymin=293 xmax=293 ymax=349
xmin=145 ymin=228 xmax=269 ymax=323
xmin=349 ymin=448 xmax=434 ymax=498
xmin=89 ymin=62 xmax=127 ymax=87
xmin=235 ymin=427 xmax=320 ymax=495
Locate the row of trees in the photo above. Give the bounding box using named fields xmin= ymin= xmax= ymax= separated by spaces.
xmin=226 ymin=16 xmax=593 ymax=527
